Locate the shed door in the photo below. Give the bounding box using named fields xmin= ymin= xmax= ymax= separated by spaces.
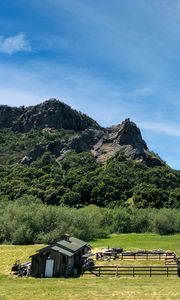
xmin=45 ymin=259 xmax=54 ymax=277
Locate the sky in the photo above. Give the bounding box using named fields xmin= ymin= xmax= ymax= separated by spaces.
xmin=0 ymin=0 xmax=180 ymax=169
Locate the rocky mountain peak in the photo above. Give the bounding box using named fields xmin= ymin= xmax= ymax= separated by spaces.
xmin=91 ymin=118 xmax=162 ymax=166
xmin=0 ymin=99 xmax=101 ymax=132
xmin=91 ymin=118 xmax=146 ymax=163
xmin=0 ymin=99 xmax=164 ymax=167
xmin=106 ymin=118 xmax=147 ymax=151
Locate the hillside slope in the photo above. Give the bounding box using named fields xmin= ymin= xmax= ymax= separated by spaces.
xmin=0 ymin=99 xmax=163 ymax=167
xmin=0 ymin=99 xmax=180 ymax=209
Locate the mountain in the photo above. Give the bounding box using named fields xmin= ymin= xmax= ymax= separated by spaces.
xmin=0 ymin=99 xmax=163 ymax=167
xmin=0 ymin=99 xmax=100 ymax=132
xmin=1 ymin=99 xmax=180 ymax=209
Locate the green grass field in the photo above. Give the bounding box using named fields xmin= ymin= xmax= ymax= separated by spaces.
xmin=90 ymin=233 xmax=180 ymax=255
xmin=0 ymin=234 xmax=180 ymax=300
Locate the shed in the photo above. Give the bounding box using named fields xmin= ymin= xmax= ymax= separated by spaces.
xmin=30 ymin=235 xmax=90 ymax=278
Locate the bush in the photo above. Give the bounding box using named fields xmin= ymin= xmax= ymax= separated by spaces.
xmin=130 ymin=209 xmax=151 ymax=233
xmin=154 ymin=210 xmax=178 ymax=235
xmin=12 ymin=225 xmax=34 ymax=244
xmin=110 ymin=209 xmax=131 ymax=233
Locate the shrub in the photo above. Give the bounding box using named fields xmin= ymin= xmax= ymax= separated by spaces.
xmin=130 ymin=209 xmax=151 ymax=233
xmin=154 ymin=209 xmax=178 ymax=235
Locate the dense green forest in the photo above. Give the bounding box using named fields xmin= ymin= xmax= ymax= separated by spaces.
xmin=0 ymin=128 xmax=180 ymax=208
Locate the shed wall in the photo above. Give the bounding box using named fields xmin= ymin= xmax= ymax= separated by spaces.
xmin=30 ymin=245 xmax=88 ymax=277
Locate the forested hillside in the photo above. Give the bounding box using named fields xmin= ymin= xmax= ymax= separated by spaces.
xmin=0 ymin=99 xmax=180 ymax=209
xmin=1 ymin=150 xmax=180 ymax=208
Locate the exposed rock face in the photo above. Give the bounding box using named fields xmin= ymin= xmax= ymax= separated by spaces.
xmin=0 ymin=105 xmax=24 ymax=128
xmin=0 ymin=99 xmax=101 ymax=132
xmin=25 ymin=118 xmax=163 ymax=167
xmin=28 ymin=129 xmax=104 ymax=162
xmin=91 ymin=119 xmax=163 ymax=166
xmin=0 ymin=99 xmax=163 ymax=167
xmin=92 ymin=119 xmax=147 ymax=161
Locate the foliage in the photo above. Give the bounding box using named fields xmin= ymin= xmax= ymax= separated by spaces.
xmin=0 ymin=198 xmax=108 ymax=244
xmin=0 ymin=128 xmax=75 ymax=165
xmin=154 ymin=209 xmax=179 ymax=235
xmin=0 ymin=128 xmax=180 ymax=209
xmin=0 ymin=196 xmax=180 ymax=244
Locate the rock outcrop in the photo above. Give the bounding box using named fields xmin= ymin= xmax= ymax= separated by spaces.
xmin=0 ymin=99 xmax=101 ymax=132
xmin=23 ymin=118 xmax=163 ymax=167
xmin=92 ymin=118 xmax=147 ymax=162
xmin=0 ymin=99 xmax=164 ymax=167
xmin=27 ymin=129 xmax=104 ymax=163
xmin=91 ymin=118 xmax=163 ymax=166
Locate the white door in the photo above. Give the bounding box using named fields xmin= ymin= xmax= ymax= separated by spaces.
xmin=45 ymin=259 xmax=54 ymax=277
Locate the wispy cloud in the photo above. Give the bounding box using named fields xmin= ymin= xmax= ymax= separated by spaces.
xmin=0 ymin=33 xmax=31 ymax=55
xmin=0 ymin=61 xmax=152 ymax=127
xmin=111 ymin=86 xmax=156 ymax=100
xmin=139 ymin=121 xmax=180 ymax=138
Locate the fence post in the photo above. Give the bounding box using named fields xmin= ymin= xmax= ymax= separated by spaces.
xmin=98 ymin=267 xmax=101 ymax=277
xmin=177 ymin=265 xmax=180 ymax=278
xmin=167 ymin=267 xmax=169 ymax=277
xmin=165 ymin=254 xmax=167 ymax=264
xmin=115 ymin=265 xmax=119 ymax=277
xmin=150 ymin=267 xmax=152 ymax=277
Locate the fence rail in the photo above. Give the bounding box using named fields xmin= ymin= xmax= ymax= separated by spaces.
xmin=119 ymin=253 xmax=175 ymax=260
xmin=83 ymin=265 xmax=179 ymax=277
xmin=97 ymin=253 xmax=176 ymax=261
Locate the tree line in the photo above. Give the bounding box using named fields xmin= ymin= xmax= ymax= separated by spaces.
xmin=0 ymin=195 xmax=180 ymax=244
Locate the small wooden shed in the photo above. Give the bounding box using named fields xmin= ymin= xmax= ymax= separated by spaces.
xmin=30 ymin=235 xmax=90 ymax=278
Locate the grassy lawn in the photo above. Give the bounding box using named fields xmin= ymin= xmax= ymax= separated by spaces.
xmin=90 ymin=233 xmax=180 ymax=256
xmin=0 ymin=234 xmax=180 ymax=300
xmin=95 ymin=259 xmax=165 ymax=266
xmin=0 ymin=244 xmax=45 ymax=275
xmin=0 ymin=275 xmax=180 ymax=300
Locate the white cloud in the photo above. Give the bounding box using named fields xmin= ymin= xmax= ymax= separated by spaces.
xmin=0 ymin=62 xmax=143 ymax=126
xmin=111 ymin=86 xmax=156 ymax=100
xmin=0 ymin=33 xmax=31 ymax=55
xmin=139 ymin=121 xmax=180 ymax=138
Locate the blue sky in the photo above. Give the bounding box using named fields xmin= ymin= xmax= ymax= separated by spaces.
xmin=0 ymin=0 xmax=180 ymax=169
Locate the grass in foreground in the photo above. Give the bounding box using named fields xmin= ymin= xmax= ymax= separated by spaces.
xmin=0 ymin=234 xmax=180 ymax=300
xmin=0 ymin=275 xmax=180 ymax=300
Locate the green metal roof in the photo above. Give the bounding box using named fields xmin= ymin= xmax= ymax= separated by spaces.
xmin=56 ymin=237 xmax=87 ymax=253
xmin=29 ymin=236 xmax=87 ymax=258
xmin=51 ymin=246 xmax=74 ymax=257
xmin=69 ymin=237 xmax=87 ymax=248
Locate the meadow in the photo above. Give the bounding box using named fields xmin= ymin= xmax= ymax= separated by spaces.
xmin=0 ymin=234 xmax=180 ymax=300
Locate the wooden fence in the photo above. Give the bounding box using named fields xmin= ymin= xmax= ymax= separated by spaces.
xmin=119 ymin=253 xmax=175 ymax=261
xmin=83 ymin=265 xmax=179 ymax=277
xmin=97 ymin=252 xmax=176 ymax=261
